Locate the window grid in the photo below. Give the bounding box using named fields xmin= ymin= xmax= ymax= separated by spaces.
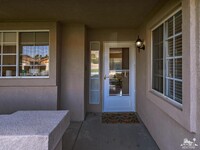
xmin=0 ymin=32 xmax=18 ymax=77
xmin=89 ymin=41 xmax=100 ymax=104
xmin=163 ymin=23 xmax=166 ymax=95
xmin=0 ymin=31 xmax=49 ymax=78
xmin=16 ymin=32 xmax=19 ymax=77
xmin=0 ymin=33 xmax=2 ymax=76
xmin=152 ymin=10 xmax=182 ymax=104
xmin=165 ymin=14 xmax=182 ymax=103
xmin=152 ymin=24 xmax=164 ymax=93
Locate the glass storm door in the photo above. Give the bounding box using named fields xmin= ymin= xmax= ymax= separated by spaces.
xmin=103 ymin=42 xmax=136 ymax=112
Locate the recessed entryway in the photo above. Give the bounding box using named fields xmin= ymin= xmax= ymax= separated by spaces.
xmin=62 ymin=113 xmax=159 ymax=150
xmin=103 ymin=42 xmax=136 ymax=112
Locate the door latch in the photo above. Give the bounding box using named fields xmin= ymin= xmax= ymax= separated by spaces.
xmin=104 ymin=75 xmax=109 ymax=80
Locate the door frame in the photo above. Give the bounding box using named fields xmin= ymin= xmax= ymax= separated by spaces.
xmin=102 ymin=41 xmax=136 ymax=112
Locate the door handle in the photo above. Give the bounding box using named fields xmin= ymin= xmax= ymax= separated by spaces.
xmin=104 ymin=75 xmax=109 ymax=80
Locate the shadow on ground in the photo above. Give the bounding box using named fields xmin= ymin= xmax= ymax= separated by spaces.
xmin=62 ymin=113 xmax=159 ymax=150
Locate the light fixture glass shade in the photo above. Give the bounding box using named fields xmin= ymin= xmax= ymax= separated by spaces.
xmin=135 ymin=36 xmax=145 ymax=52
xmin=136 ymin=40 xmax=142 ymax=47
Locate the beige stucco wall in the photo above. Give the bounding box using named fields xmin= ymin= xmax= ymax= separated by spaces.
xmin=0 ymin=22 xmax=86 ymax=121
xmin=0 ymin=22 xmax=60 ymax=114
xmin=60 ymin=24 xmax=85 ymax=121
xmin=137 ymin=0 xmax=200 ymax=149
xmin=197 ymin=0 xmax=200 ymax=134
xmin=87 ymin=28 xmax=136 ymax=112
xmin=0 ymin=87 xmax=57 ymax=113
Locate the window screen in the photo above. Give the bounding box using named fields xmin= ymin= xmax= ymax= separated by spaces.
xmin=152 ymin=10 xmax=182 ymax=104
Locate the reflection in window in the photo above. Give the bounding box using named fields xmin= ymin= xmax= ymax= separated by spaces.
xmin=89 ymin=41 xmax=100 ymax=104
xmin=91 ymin=51 xmax=99 ymax=78
xmin=0 ymin=32 xmax=17 ymax=77
xmin=0 ymin=31 xmax=49 ymax=77
xmin=19 ymin=32 xmax=49 ymax=76
xmin=109 ymin=48 xmax=129 ymax=96
xmin=152 ymin=10 xmax=182 ymax=103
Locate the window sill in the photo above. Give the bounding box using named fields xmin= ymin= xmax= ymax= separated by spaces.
xmin=0 ymin=76 xmax=49 ymax=79
xmin=149 ymin=89 xmax=182 ymax=110
xmin=146 ymin=89 xmax=196 ymax=133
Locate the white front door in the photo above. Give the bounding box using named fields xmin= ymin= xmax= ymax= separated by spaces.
xmin=103 ymin=42 xmax=136 ymax=112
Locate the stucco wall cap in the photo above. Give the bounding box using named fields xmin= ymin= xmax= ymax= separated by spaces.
xmin=0 ymin=110 xmax=70 ymax=150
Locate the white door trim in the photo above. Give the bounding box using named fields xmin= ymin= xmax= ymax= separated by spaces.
xmin=102 ymin=41 xmax=136 ymax=112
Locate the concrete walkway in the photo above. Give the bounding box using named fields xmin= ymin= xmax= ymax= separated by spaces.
xmin=62 ymin=113 xmax=159 ymax=150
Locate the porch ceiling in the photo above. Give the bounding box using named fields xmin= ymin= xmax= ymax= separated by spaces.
xmin=0 ymin=0 xmax=168 ymax=28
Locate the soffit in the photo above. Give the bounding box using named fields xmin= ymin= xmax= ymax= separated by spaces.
xmin=0 ymin=0 xmax=169 ymax=28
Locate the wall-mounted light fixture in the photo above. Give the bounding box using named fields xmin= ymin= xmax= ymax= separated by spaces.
xmin=135 ymin=36 xmax=145 ymax=52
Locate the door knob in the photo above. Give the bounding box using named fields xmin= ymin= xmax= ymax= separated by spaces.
xmin=104 ymin=75 xmax=109 ymax=80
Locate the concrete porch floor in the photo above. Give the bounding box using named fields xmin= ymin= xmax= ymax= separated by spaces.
xmin=62 ymin=113 xmax=159 ymax=150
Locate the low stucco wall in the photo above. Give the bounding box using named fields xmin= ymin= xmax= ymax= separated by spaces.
xmin=0 ymin=87 xmax=57 ymax=114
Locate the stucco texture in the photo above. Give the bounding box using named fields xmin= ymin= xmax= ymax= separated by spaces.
xmin=0 ymin=22 xmax=59 ymax=114
xmin=60 ymin=24 xmax=85 ymax=121
xmin=86 ymin=28 xmax=136 ymax=112
xmin=136 ymin=0 xmax=200 ymax=149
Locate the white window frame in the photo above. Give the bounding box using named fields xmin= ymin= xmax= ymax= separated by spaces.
xmin=146 ymin=1 xmax=197 ymax=132
xmin=0 ymin=30 xmax=49 ymax=79
xmin=89 ymin=41 xmax=100 ymax=104
xmin=151 ymin=8 xmax=182 ymax=108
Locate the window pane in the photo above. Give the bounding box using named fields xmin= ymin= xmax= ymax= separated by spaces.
xmin=167 ymin=59 xmax=173 ymax=78
xmin=35 ymin=44 xmax=49 ymax=65
xmin=3 ymin=45 xmax=16 ymax=53
xmin=2 ymin=66 xmax=16 ymax=76
xmin=159 ymin=44 xmax=163 ymax=58
xmin=175 ymin=81 xmax=182 ymax=103
xmin=109 ymin=71 xmax=129 ymax=96
xmin=3 ymin=55 xmax=16 ymax=65
xmin=109 ymin=48 xmax=129 ymax=70
xmin=153 ymin=76 xmax=163 ymax=93
xmin=153 ymin=61 xmax=157 ymax=75
xmin=153 ymin=44 xmax=164 ymax=59
xmin=167 ymin=17 xmax=173 ymax=37
xmin=175 ymin=58 xmax=182 ymax=79
xmin=91 ymin=50 xmax=99 ymax=78
xmin=175 ymin=10 xmax=182 ymax=34
xmin=20 ymin=32 xmax=35 ymax=43
xmin=90 ymin=79 xmax=99 ymax=90
xmin=19 ymin=32 xmax=49 ymax=76
xmin=89 ymin=42 xmax=100 ymax=104
xmin=167 ymin=38 xmax=173 ymax=57
xmin=109 ymin=48 xmax=129 ymax=96
xmin=158 ymin=60 xmax=163 ymax=75
xmin=19 ymin=45 xmax=49 ymax=76
xmin=36 ymin=32 xmax=49 ymax=43
xmin=153 ymin=60 xmax=163 ymax=76
xmin=152 ymin=25 xmax=164 ymax=93
xmin=175 ymin=35 xmax=182 ymax=56
xmin=19 ymin=44 xmax=34 ymax=58
xmin=3 ymin=33 xmax=16 ymax=42
xmin=153 ymin=45 xmax=159 ymax=59
xmin=90 ymin=91 xmax=100 ymax=104
xmin=166 ymin=79 xmax=173 ymax=99
xmin=122 ymin=48 xmax=129 ymax=69
xmin=110 ymin=49 xmax=122 ymax=70
xmin=152 ymin=10 xmax=182 ymax=103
